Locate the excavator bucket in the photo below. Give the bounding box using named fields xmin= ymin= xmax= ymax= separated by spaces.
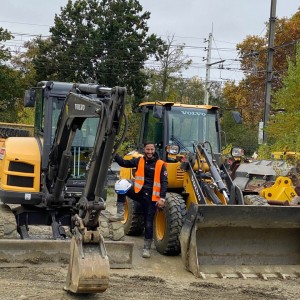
xmin=180 ymin=203 xmax=300 ymax=279
xmin=64 ymin=235 xmax=109 ymax=293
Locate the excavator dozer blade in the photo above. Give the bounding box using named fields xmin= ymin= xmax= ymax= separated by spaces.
xmin=0 ymin=239 xmax=133 ymax=269
xmin=180 ymin=203 xmax=300 ymax=279
xmin=64 ymin=235 xmax=109 ymax=294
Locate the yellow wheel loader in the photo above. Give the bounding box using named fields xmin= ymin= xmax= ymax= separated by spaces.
xmin=0 ymin=81 xmax=133 ymax=293
xmin=119 ymin=101 xmax=300 ymax=279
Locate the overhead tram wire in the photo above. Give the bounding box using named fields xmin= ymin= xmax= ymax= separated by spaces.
xmin=2 ymin=27 xmax=258 ymax=82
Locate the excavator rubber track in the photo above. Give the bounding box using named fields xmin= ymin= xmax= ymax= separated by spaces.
xmin=180 ymin=203 xmax=300 ymax=279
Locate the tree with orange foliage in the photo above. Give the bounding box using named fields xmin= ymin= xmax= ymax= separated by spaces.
xmin=221 ymin=8 xmax=300 ymax=152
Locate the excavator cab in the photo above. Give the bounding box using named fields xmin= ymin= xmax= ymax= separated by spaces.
xmin=23 ymin=81 xmax=100 ymax=198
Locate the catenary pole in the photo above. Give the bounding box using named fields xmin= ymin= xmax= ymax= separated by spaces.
xmin=263 ymin=0 xmax=277 ymax=143
xmin=204 ymin=33 xmax=212 ymax=105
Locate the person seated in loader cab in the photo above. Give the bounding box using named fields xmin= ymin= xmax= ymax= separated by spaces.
xmin=110 ymin=142 xmax=168 ymax=258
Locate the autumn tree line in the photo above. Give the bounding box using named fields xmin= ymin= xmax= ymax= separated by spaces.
xmin=0 ymin=0 xmax=299 ymax=156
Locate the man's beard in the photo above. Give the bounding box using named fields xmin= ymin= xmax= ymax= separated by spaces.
xmin=145 ymin=153 xmax=154 ymax=160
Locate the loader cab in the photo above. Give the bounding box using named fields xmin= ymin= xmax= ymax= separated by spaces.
xmin=138 ymin=102 xmax=222 ymax=162
xmin=25 ymin=81 xmax=99 ymax=193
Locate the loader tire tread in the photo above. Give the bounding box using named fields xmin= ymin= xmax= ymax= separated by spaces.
xmin=99 ymin=212 xmax=125 ymax=241
xmin=123 ymin=198 xmax=144 ymax=236
xmin=0 ymin=203 xmax=18 ymax=239
xmin=244 ymin=194 xmax=269 ymax=206
xmin=154 ymin=192 xmax=186 ymax=256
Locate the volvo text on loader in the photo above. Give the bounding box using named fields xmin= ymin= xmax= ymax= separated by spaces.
xmin=119 ymin=101 xmax=300 ymax=279
xmin=0 ymin=81 xmax=133 ymax=293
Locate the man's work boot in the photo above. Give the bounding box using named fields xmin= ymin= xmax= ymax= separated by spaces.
xmin=142 ymin=239 xmax=152 ymax=258
xmin=109 ymin=202 xmax=125 ymax=222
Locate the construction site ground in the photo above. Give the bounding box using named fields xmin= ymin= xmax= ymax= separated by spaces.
xmin=0 ymin=193 xmax=299 ymax=300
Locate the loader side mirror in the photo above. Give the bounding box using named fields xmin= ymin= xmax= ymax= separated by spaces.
xmin=24 ymin=89 xmax=36 ymax=107
xmin=165 ymin=144 xmax=179 ymax=155
xmin=153 ymin=105 xmax=163 ymax=119
xmin=231 ymin=147 xmax=244 ymax=157
xmin=232 ymin=111 xmax=242 ymax=124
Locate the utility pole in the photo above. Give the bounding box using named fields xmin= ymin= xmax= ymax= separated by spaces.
xmin=263 ymin=0 xmax=277 ymax=143
xmin=204 ymin=33 xmax=212 ymax=105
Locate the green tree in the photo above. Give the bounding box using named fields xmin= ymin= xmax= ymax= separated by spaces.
xmin=221 ymin=9 xmax=300 ymax=153
xmin=0 ymin=27 xmax=12 ymax=62
xmin=146 ymin=34 xmax=192 ymax=101
xmin=266 ymin=44 xmax=300 ymax=151
xmin=176 ymin=76 xmax=205 ymax=104
xmin=32 ymin=0 xmax=164 ymax=108
xmin=222 ymin=9 xmax=300 ymax=127
xmin=0 ymin=27 xmax=26 ymax=123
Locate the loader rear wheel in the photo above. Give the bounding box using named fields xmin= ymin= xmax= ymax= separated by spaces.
xmin=154 ymin=193 xmax=186 ymax=256
xmin=0 ymin=204 xmax=18 ymax=239
xmin=123 ymin=198 xmax=144 ymax=236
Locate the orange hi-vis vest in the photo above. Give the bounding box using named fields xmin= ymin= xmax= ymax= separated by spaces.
xmin=134 ymin=157 xmax=165 ymax=201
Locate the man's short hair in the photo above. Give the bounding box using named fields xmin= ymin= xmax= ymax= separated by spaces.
xmin=143 ymin=142 xmax=155 ymax=147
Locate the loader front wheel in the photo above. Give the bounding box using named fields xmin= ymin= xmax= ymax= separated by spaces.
xmin=123 ymin=198 xmax=144 ymax=236
xmin=154 ymin=193 xmax=186 ymax=256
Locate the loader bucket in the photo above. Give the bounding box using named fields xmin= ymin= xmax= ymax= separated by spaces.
xmin=180 ymin=203 xmax=300 ymax=279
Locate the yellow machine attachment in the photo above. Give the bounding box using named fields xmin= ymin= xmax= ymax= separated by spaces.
xmin=260 ymin=176 xmax=298 ymax=205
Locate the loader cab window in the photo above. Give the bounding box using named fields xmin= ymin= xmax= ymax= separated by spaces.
xmin=142 ymin=106 xmax=164 ymax=157
xmin=168 ymin=107 xmax=220 ymax=154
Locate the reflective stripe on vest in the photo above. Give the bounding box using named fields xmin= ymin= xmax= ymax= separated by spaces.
xmin=152 ymin=160 xmax=164 ymax=201
xmin=134 ymin=158 xmax=165 ymax=202
xmin=134 ymin=158 xmax=145 ymax=193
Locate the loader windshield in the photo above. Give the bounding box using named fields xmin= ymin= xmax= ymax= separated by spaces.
xmin=168 ymin=107 xmax=220 ymax=153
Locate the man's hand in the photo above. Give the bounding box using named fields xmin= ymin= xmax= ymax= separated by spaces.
xmin=156 ymin=198 xmax=165 ymax=209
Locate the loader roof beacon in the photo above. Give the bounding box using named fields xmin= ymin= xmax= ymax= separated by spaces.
xmin=120 ymin=101 xmax=300 ymax=279
xmin=0 ymin=81 xmax=133 ymax=293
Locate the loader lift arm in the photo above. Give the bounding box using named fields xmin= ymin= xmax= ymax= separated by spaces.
xmin=198 ymin=142 xmax=230 ymax=203
xmin=180 ymin=142 xmax=239 ymax=206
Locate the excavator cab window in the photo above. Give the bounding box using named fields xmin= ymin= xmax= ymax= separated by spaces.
xmin=33 ymin=88 xmax=44 ymax=136
xmin=50 ymin=97 xmax=99 ymax=180
xmin=71 ymin=118 xmax=99 ymax=179
xmin=51 ymin=98 xmax=64 ymax=141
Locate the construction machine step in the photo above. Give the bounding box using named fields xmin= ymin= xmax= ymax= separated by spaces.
xmin=0 ymin=239 xmax=133 ymax=269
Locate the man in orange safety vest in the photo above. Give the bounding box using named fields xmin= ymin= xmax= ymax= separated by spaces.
xmin=111 ymin=142 xmax=168 ymax=258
